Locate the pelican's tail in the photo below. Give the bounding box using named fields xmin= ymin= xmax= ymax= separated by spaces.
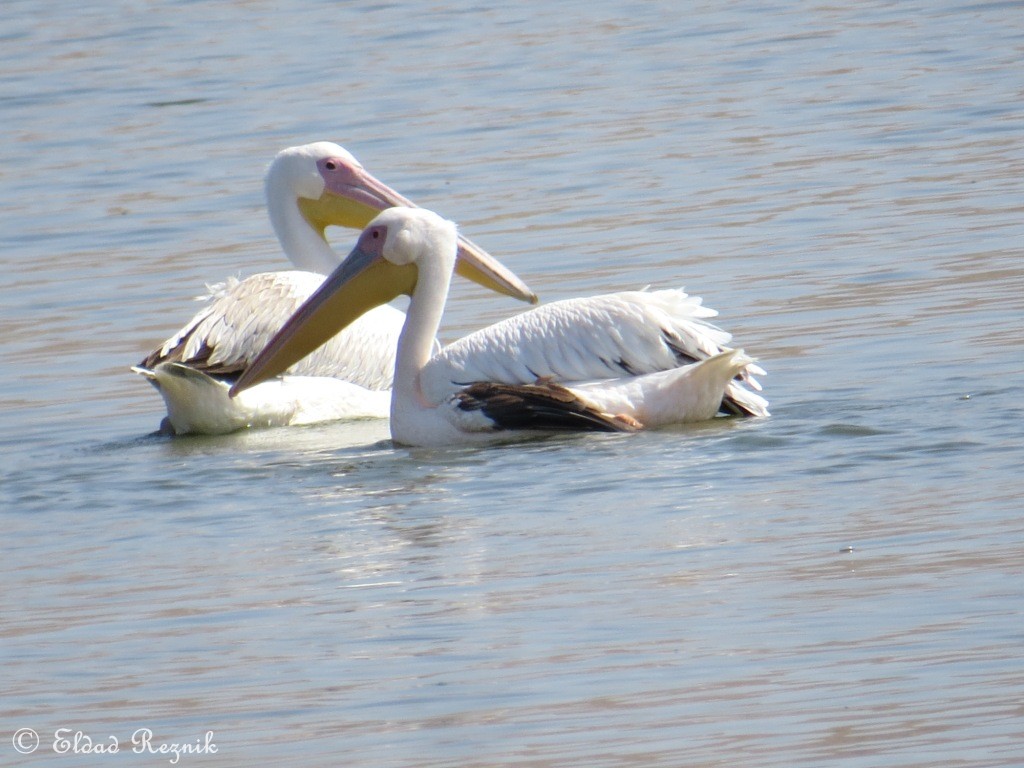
xmin=563 ymin=348 xmax=767 ymax=429
xmin=132 ymin=362 xmax=391 ymax=436
xmin=720 ymin=351 xmax=770 ymax=418
xmin=132 ymin=362 xmax=255 ymax=435
xmin=638 ymin=348 xmax=767 ymax=426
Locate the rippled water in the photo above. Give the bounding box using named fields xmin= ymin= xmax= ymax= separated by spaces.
xmin=2 ymin=1 xmax=1023 ymax=766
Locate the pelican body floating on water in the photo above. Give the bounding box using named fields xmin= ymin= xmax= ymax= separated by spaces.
xmin=231 ymin=207 xmax=768 ymax=447
xmin=134 ymin=143 xmax=535 ymax=435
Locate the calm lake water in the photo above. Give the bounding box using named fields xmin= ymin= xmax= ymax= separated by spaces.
xmin=2 ymin=1 xmax=1023 ymax=766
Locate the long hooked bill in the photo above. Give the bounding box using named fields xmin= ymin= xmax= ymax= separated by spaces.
xmin=302 ymin=155 xmax=537 ymax=304
xmin=229 ymin=237 xmax=415 ymax=398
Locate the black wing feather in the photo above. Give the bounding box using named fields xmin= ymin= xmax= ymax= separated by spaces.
xmin=454 ymin=379 xmax=641 ymax=433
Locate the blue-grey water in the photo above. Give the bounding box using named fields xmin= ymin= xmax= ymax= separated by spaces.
xmin=2 ymin=1 xmax=1023 ymax=766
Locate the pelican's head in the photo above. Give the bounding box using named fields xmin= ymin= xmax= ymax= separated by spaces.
xmin=361 ymin=206 xmax=459 ymax=268
xmin=266 ymin=142 xmax=536 ymax=304
xmin=230 ymin=208 xmax=459 ymax=397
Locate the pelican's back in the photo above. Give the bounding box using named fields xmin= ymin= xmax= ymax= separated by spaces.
xmin=421 ymin=289 xmax=752 ymax=402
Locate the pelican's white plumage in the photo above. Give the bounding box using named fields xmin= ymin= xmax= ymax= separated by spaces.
xmin=418 ymin=288 xmax=767 ymax=418
xmin=135 ymin=143 xmax=534 ymax=435
xmin=231 ymin=207 xmax=769 ymax=447
xmin=134 ymin=271 xmax=400 ymax=434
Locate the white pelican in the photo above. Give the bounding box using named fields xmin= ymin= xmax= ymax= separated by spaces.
xmin=134 ymin=142 xmax=536 ymax=435
xmin=230 ymin=208 xmax=769 ymax=447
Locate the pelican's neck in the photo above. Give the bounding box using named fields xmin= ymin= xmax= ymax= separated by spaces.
xmin=392 ymin=259 xmax=453 ymax=410
xmin=267 ymin=188 xmax=338 ymax=275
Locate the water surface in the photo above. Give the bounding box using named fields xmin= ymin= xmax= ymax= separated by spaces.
xmin=2 ymin=1 xmax=1022 ymax=766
